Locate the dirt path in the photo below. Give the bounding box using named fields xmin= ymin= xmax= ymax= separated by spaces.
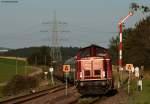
xmin=94 ymin=89 xmax=128 ymax=104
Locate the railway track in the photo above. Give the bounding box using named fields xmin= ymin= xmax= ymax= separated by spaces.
xmin=0 ymin=84 xmax=66 ymax=104
xmin=0 ymin=84 xmax=80 ymax=104
xmin=0 ymin=84 xmax=127 ymax=104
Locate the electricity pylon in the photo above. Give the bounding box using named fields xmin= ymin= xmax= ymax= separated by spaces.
xmin=50 ymin=11 xmax=62 ymax=63
xmin=41 ymin=11 xmax=68 ymax=64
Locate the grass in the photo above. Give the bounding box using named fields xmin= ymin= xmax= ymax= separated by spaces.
xmin=127 ymin=79 xmax=150 ymax=104
xmin=113 ymin=66 xmax=150 ymax=104
xmin=123 ymin=69 xmax=150 ymax=104
xmin=0 ymin=57 xmax=33 ymax=83
xmin=0 ymin=57 xmax=60 ymax=98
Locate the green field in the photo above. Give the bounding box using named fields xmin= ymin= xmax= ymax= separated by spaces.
xmin=127 ymin=79 xmax=150 ymax=104
xmin=0 ymin=57 xmax=33 ymax=83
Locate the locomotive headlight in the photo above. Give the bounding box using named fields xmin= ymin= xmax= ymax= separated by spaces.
xmin=80 ymin=72 xmax=83 ymax=78
xmin=102 ymin=81 xmax=106 ymax=86
xmin=80 ymin=82 xmax=84 ymax=87
xmin=102 ymin=71 xmax=105 ymax=78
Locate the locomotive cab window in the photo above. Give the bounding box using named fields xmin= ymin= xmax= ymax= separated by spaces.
xmin=94 ymin=70 xmax=101 ymax=76
xmin=84 ymin=70 xmax=91 ymax=77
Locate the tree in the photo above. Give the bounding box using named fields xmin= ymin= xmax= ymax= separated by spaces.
xmin=124 ymin=16 xmax=150 ymax=68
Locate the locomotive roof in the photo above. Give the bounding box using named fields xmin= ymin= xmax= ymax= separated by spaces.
xmin=79 ymin=44 xmax=108 ymax=52
xmin=76 ymin=44 xmax=110 ymax=59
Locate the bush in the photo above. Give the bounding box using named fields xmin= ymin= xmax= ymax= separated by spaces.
xmin=2 ymin=75 xmax=39 ymax=96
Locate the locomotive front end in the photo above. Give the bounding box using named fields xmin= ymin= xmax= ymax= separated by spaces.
xmin=75 ymin=45 xmax=114 ymax=95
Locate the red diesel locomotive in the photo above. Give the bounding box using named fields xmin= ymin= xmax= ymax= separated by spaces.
xmin=75 ymin=44 xmax=114 ymax=95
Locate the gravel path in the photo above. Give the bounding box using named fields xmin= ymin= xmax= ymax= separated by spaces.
xmin=94 ymin=89 xmax=128 ymax=104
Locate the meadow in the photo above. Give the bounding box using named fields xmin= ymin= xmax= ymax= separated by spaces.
xmin=0 ymin=57 xmax=33 ymax=83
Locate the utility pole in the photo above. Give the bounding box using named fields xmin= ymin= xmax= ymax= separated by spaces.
xmin=41 ymin=11 xmax=69 ymax=67
xmin=50 ymin=11 xmax=62 ymax=63
xmin=41 ymin=12 xmax=67 ymax=63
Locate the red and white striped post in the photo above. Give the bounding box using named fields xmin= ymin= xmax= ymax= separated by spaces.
xmin=119 ymin=23 xmax=123 ymax=68
xmin=118 ymin=12 xmax=133 ymax=69
xmin=118 ymin=12 xmax=133 ymax=87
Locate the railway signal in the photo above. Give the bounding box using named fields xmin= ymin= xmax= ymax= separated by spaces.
xmin=63 ymin=64 xmax=70 ymax=96
xmin=118 ymin=12 xmax=133 ymax=70
xmin=126 ymin=64 xmax=134 ymax=72
xmin=117 ymin=2 xmax=150 ymax=88
xmin=63 ymin=65 xmax=70 ymax=73
xmin=118 ymin=12 xmax=133 ymax=88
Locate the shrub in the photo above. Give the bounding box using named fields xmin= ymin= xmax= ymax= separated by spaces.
xmin=2 ymin=75 xmax=39 ymax=96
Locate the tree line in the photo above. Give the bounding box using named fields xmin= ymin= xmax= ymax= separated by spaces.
xmin=0 ymin=46 xmax=79 ymax=65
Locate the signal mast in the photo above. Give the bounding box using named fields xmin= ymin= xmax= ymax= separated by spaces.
xmin=118 ymin=12 xmax=133 ymax=70
xmin=117 ymin=3 xmax=150 ymax=88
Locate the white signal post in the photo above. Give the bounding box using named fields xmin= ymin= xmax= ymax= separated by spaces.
xmin=44 ymin=71 xmax=48 ymax=85
xmin=49 ymin=67 xmax=54 ymax=85
xmin=126 ymin=64 xmax=134 ymax=95
xmin=65 ymin=72 xmax=68 ymax=96
xmin=118 ymin=12 xmax=133 ymax=88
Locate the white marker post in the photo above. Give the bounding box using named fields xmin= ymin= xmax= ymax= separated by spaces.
xmin=63 ymin=65 xmax=70 ymax=96
xmin=49 ymin=67 xmax=54 ymax=85
xmin=65 ymin=72 xmax=68 ymax=96
xmin=126 ymin=64 xmax=133 ymax=95
xmin=72 ymin=68 xmax=76 ymax=86
xmin=44 ymin=71 xmax=48 ymax=81
xmin=128 ymin=71 xmax=131 ymax=95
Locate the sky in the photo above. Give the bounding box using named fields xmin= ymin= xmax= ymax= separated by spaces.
xmin=0 ymin=0 xmax=149 ymax=49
